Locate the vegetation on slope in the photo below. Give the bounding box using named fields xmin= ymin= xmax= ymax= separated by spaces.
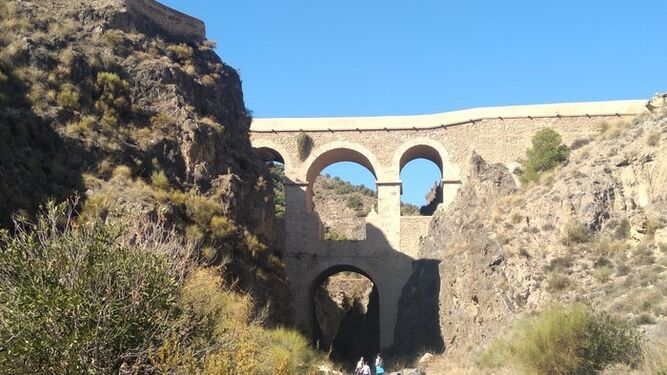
xmin=0 ymin=1 xmax=316 ymax=372
xmin=415 ymin=113 xmax=667 ymax=373
xmin=0 ymin=202 xmax=323 ymax=374
xmin=518 ymin=127 xmax=570 ymax=184
xmin=479 ymin=304 xmax=643 ymax=375
xmin=0 ymin=0 xmax=292 ymax=320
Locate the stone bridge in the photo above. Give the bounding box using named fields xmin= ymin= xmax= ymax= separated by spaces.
xmin=250 ymin=99 xmax=647 ymax=348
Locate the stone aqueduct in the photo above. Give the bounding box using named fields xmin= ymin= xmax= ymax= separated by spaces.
xmin=249 ymin=100 xmax=647 ymax=348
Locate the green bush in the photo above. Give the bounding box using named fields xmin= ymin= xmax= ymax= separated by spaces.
xmin=520 ymin=128 xmax=569 ymax=184
xmin=480 ymin=304 xmax=643 ymax=375
xmin=210 ymin=215 xmax=236 ymax=240
xmin=56 ymin=82 xmax=79 ymax=109
xmin=325 ymin=230 xmax=348 ymax=241
xmin=296 ymin=132 xmax=313 ymax=160
xmin=0 ymin=202 xmax=189 ymax=374
xmin=94 ymin=71 xmax=130 ymax=128
xmin=346 ymin=194 xmax=364 ymax=211
xmin=166 ymin=43 xmax=193 ymax=63
xmin=150 ymin=169 xmax=170 ymax=190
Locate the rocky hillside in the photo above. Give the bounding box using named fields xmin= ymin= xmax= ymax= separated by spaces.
xmin=0 ymin=0 xmax=290 ymax=321
xmin=406 ymin=101 xmax=666 ymax=371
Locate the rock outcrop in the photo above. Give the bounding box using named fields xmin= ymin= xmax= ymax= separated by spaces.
xmin=416 ymin=102 xmax=667 ymax=357
xmin=0 ymin=0 xmax=291 ymax=322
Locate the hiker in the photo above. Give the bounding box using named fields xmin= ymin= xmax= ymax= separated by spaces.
xmin=375 ymin=353 xmax=385 ymax=374
xmin=361 ymin=361 xmax=371 ymax=375
xmin=355 ymin=357 xmax=364 ymax=375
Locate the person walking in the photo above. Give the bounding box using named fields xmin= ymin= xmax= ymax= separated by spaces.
xmin=375 ymin=353 xmax=385 ymax=375
xmin=355 ymin=357 xmax=364 ymax=375
xmin=361 ymin=361 xmax=371 ymax=375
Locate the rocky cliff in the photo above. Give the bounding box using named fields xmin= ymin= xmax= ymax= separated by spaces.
xmin=411 ymin=102 xmax=666 ymax=362
xmin=0 ymin=0 xmax=291 ymax=321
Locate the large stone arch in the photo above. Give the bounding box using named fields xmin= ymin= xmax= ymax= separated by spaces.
xmin=308 ymin=263 xmax=380 ymax=354
xmin=301 ymin=141 xmax=384 ymax=184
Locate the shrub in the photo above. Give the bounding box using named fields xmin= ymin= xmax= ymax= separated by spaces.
xmin=614 ymin=218 xmax=631 ymax=240
xmin=94 ymin=71 xmax=130 ymax=128
xmin=167 ymin=43 xmax=193 ymax=63
xmin=150 ymin=169 xmax=170 ymax=190
xmin=631 ymin=243 xmax=655 ymax=265
xmin=547 ymin=271 xmax=573 ymax=292
xmin=562 ymin=221 xmax=591 ymax=246
xmin=64 ymin=115 xmax=96 ymax=137
xmin=633 ymin=313 xmax=656 ymax=326
xmin=346 ymin=194 xmax=364 ymax=211
xmin=545 ymin=255 xmax=574 ymax=271
xmin=261 ymin=327 xmax=319 ymax=374
xmin=200 ymin=115 xmax=224 ymax=133
xmin=593 ymin=266 xmax=613 ymax=283
xmin=296 ymin=133 xmax=313 ymax=160
xmin=480 ymin=304 xmax=643 ymax=375
xmin=597 ymin=121 xmax=631 ymax=141
xmin=646 ymin=131 xmax=660 ymax=146
xmin=325 ymin=230 xmax=348 ymax=241
xmin=185 ymin=194 xmax=224 ymax=227
xmin=0 ymin=201 xmax=190 ymax=374
xmin=519 ymin=128 xmax=569 ymax=184
xmin=594 ymin=238 xmax=627 ymax=256
xmin=243 ymin=231 xmax=267 ymax=257
xmin=646 ymin=216 xmax=664 ymax=240
xmin=210 ymin=215 xmax=235 ymax=240
xmin=56 ymin=82 xmax=80 ymax=109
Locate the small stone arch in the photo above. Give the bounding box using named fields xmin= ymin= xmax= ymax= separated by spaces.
xmin=392 ymin=138 xmax=453 ymax=181
xmin=251 ymin=139 xmax=293 ymax=175
xmin=301 ymin=141 xmax=382 ymax=184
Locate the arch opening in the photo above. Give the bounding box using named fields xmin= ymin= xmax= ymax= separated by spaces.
xmin=254 ymin=147 xmax=287 ymax=218
xmin=306 ymin=147 xmax=378 ymax=185
xmin=311 ymin=265 xmax=380 ymax=368
xmin=255 ymin=146 xmax=285 ymax=165
xmin=314 ymin=162 xmax=377 ymax=240
xmin=306 ymin=147 xmax=378 ymax=240
xmin=399 ymin=145 xmax=444 ymax=216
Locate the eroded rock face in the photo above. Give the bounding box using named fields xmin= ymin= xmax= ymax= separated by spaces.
xmin=416 ymin=106 xmax=667 ymax=356
xmin=419 ymin=153 xmax=519 ymax=352
xmin=1 ymin=0 xmax=290 ymax=321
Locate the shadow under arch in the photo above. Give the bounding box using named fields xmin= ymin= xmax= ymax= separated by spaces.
xmin=310 ymin=264 xmax=380 ymax=366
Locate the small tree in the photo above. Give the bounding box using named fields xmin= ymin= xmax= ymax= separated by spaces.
xmin=520 ymin=128 xmax=569 ymax=184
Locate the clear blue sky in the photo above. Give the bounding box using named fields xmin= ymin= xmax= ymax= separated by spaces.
xmin=162 ymin=0 xmax=667 ymax=205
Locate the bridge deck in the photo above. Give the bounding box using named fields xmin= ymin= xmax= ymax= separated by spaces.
xmin=250 ymin=99 xmax=647 ymax=132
